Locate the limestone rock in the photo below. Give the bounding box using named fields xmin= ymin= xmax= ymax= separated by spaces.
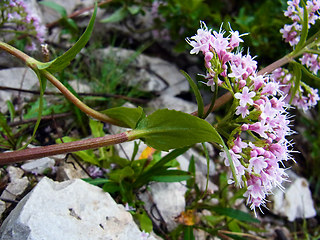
xmin=1 ymin=166 xmax=29 ymax=202
xmin=21 ymin=157 xmax=55 ymax=175
xmin=0 ymin=68 xmax=38 ymax=112
xmin=0 ymin=177 xmax=157 ymax=240
xmin=56 ymin=157 xmax=89 ymax=181
xmin=95 ymin=47 xmax=189 ymax=94
xmin=272 ymin=171 xmax=316 ymax=221
xmin=139 ymin=182 xmax=187 ymax=232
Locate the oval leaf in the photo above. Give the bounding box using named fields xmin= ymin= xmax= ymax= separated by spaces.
xmin=131 ymin=109 xmax=222 ymax=151
xmin=102 ymin=106 xmax=144 ymax=129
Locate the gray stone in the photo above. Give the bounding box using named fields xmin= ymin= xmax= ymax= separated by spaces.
xmin=0 ymin=68 xmax=39 ymax=112
xmin=95 ymin=47 xmax=189 ymax=94
xmin=272 ymin=171 xmax=316 ymax=221
xmin=56 ymin=157 xmax=89 ymax=181
xmin=0 ymin=200 xmax=6 ymax=219
xmin=39 ymin=0 xmax=94 ymax=24
xmin=0 ymin=177 xmax=157 ymax=240
xmin=0 ymin=166 xmax=29 ymax=202
xmin=21 ymin=157 xmax=55 ymax=175
xmin=139 ymin=182 xmax=187 ymax=232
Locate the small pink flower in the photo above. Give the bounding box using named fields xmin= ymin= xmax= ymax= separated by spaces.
xmin=234 ymin=87 xmax=256 ymax=107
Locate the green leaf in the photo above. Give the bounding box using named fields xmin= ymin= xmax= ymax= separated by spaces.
xmin=183 ymin=226 xmax=195 ymax=240
xmin=19 ymin=70 xmax=47 ymax=150
xmin=102 ymin=106 xmax=144 ymax=129
xmin=210 ymin=207 xmax=260 ymax=223
xmin=82 ymin=178 xmax=109 ymax=186
xmin=128 ymin=6 xmax=141 ymax=15
xmin=39 ymin=1 xmax=67 ymax=17
xmin=6 ymin=100 xmax=15 ymax=122
xmin=89 ymin=119 xmax=105 ymax=138
xmin=289 ymin=62 xmax=302 ymax=104
xmin=36 ymin=3 xmax=97 ymax=72
xmin=103 ymin=181 xmax=120 ymax=193
xmin=131 ymin=109 xmax=223 ymax=151
xmin=294 ymin=0 xmax=308 ymax=52
xmin=150 ymin=170 xmax=191 ymax=182
xmin=109 ymin=166 xmax=134 ymax=183
xmin=100 ymin=7 xmax=128 ymax=23
xmin=180 ymin=70 xmax=204 ymax=118
xmin=202 ymin=215 xmax=225 ymax=227
xmin=135 ymin=210 xmax=153 ymax=233
xmin=187 ymin=156 xmax=196 ymax=188
xmin=0 ymin=112 xmax=15 ymax=146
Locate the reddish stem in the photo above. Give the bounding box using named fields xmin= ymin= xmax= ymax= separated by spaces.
xmin=0 ymin=132 xmax=129 ymax=164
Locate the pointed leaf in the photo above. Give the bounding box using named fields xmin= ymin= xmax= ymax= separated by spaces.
xmin=132 ymin=109 xmax=222 ymax=151
xmin=210 ymin=207 xmax=260 ymax=223
xmin=39 ymin=1 xmax=67 ymax=17
xmin=181 ymin=70 xmax=204 ymax=118
xmin=150 ymin=170 xmax=191 ymax=182
xmin=100 ymin=7 xmax=128 ymax=23
xmin=36 ymin=3 xmax=97 ymax=72
xmin=294 ymin=0 xmax=308 ymax=52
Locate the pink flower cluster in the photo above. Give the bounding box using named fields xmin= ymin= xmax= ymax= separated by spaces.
xmin=187 ymin=22 xmax=295 ymax=212
xmin=280 ymin=0 xmax=320 ymax=46
xmin=281 ymin=0 xmax=320 ymax=75
xmin=271 ymin=68 xmax=319 ymax=111
xmin=186 ymin=21 xmax=252 ymax=90
xmin=2 ymin=0 xmax=46 ymax=50
xmin=219 ymin=72 xmax=294 ymax=212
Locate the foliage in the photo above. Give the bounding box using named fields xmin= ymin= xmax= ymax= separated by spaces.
xmin=1 ymin=0 xmax=320 ymax=239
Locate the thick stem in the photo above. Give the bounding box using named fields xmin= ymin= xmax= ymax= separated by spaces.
xmin=0 ymin=132 xmax=130 ymax=164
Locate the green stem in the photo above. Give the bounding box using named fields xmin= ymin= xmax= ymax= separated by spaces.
xmin=0 ymin=131 xmax=130 ymax=164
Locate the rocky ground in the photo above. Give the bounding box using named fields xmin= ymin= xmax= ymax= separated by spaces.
xmin=0 ymin=0 xmax=318 ymax=239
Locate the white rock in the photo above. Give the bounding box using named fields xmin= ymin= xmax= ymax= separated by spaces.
xmin=21 ymin=157 xmax=55 ymax=175
xmin=272 ymin=171 xmax=316 ymax=221
xmin=0 ymin=177 xmax=157 ymax=240
xmin=139 ymin=182 xmax=187 ymax=232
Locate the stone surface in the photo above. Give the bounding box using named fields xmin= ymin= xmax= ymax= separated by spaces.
xmin=0 ymin=177 xmax=157 ymax=240
xmin=0 ymin=68 xmax=39 ymax=112
xmin=1 ymin=166 xmax=29 ymax=202
xmin=139 ymin=182 xmax=187 ymax=232
xmin=95 ymin=47 xmax=189 ymax=94
xmin=56 ymin=157 xmax=89 ymax=181
xmin=272 ymin=171 xmax=316 ymax=221
xmin=39 ymin=0 xmax=94 ymax=24
xmin=21 ymin=157 xmax=56 ymax=175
